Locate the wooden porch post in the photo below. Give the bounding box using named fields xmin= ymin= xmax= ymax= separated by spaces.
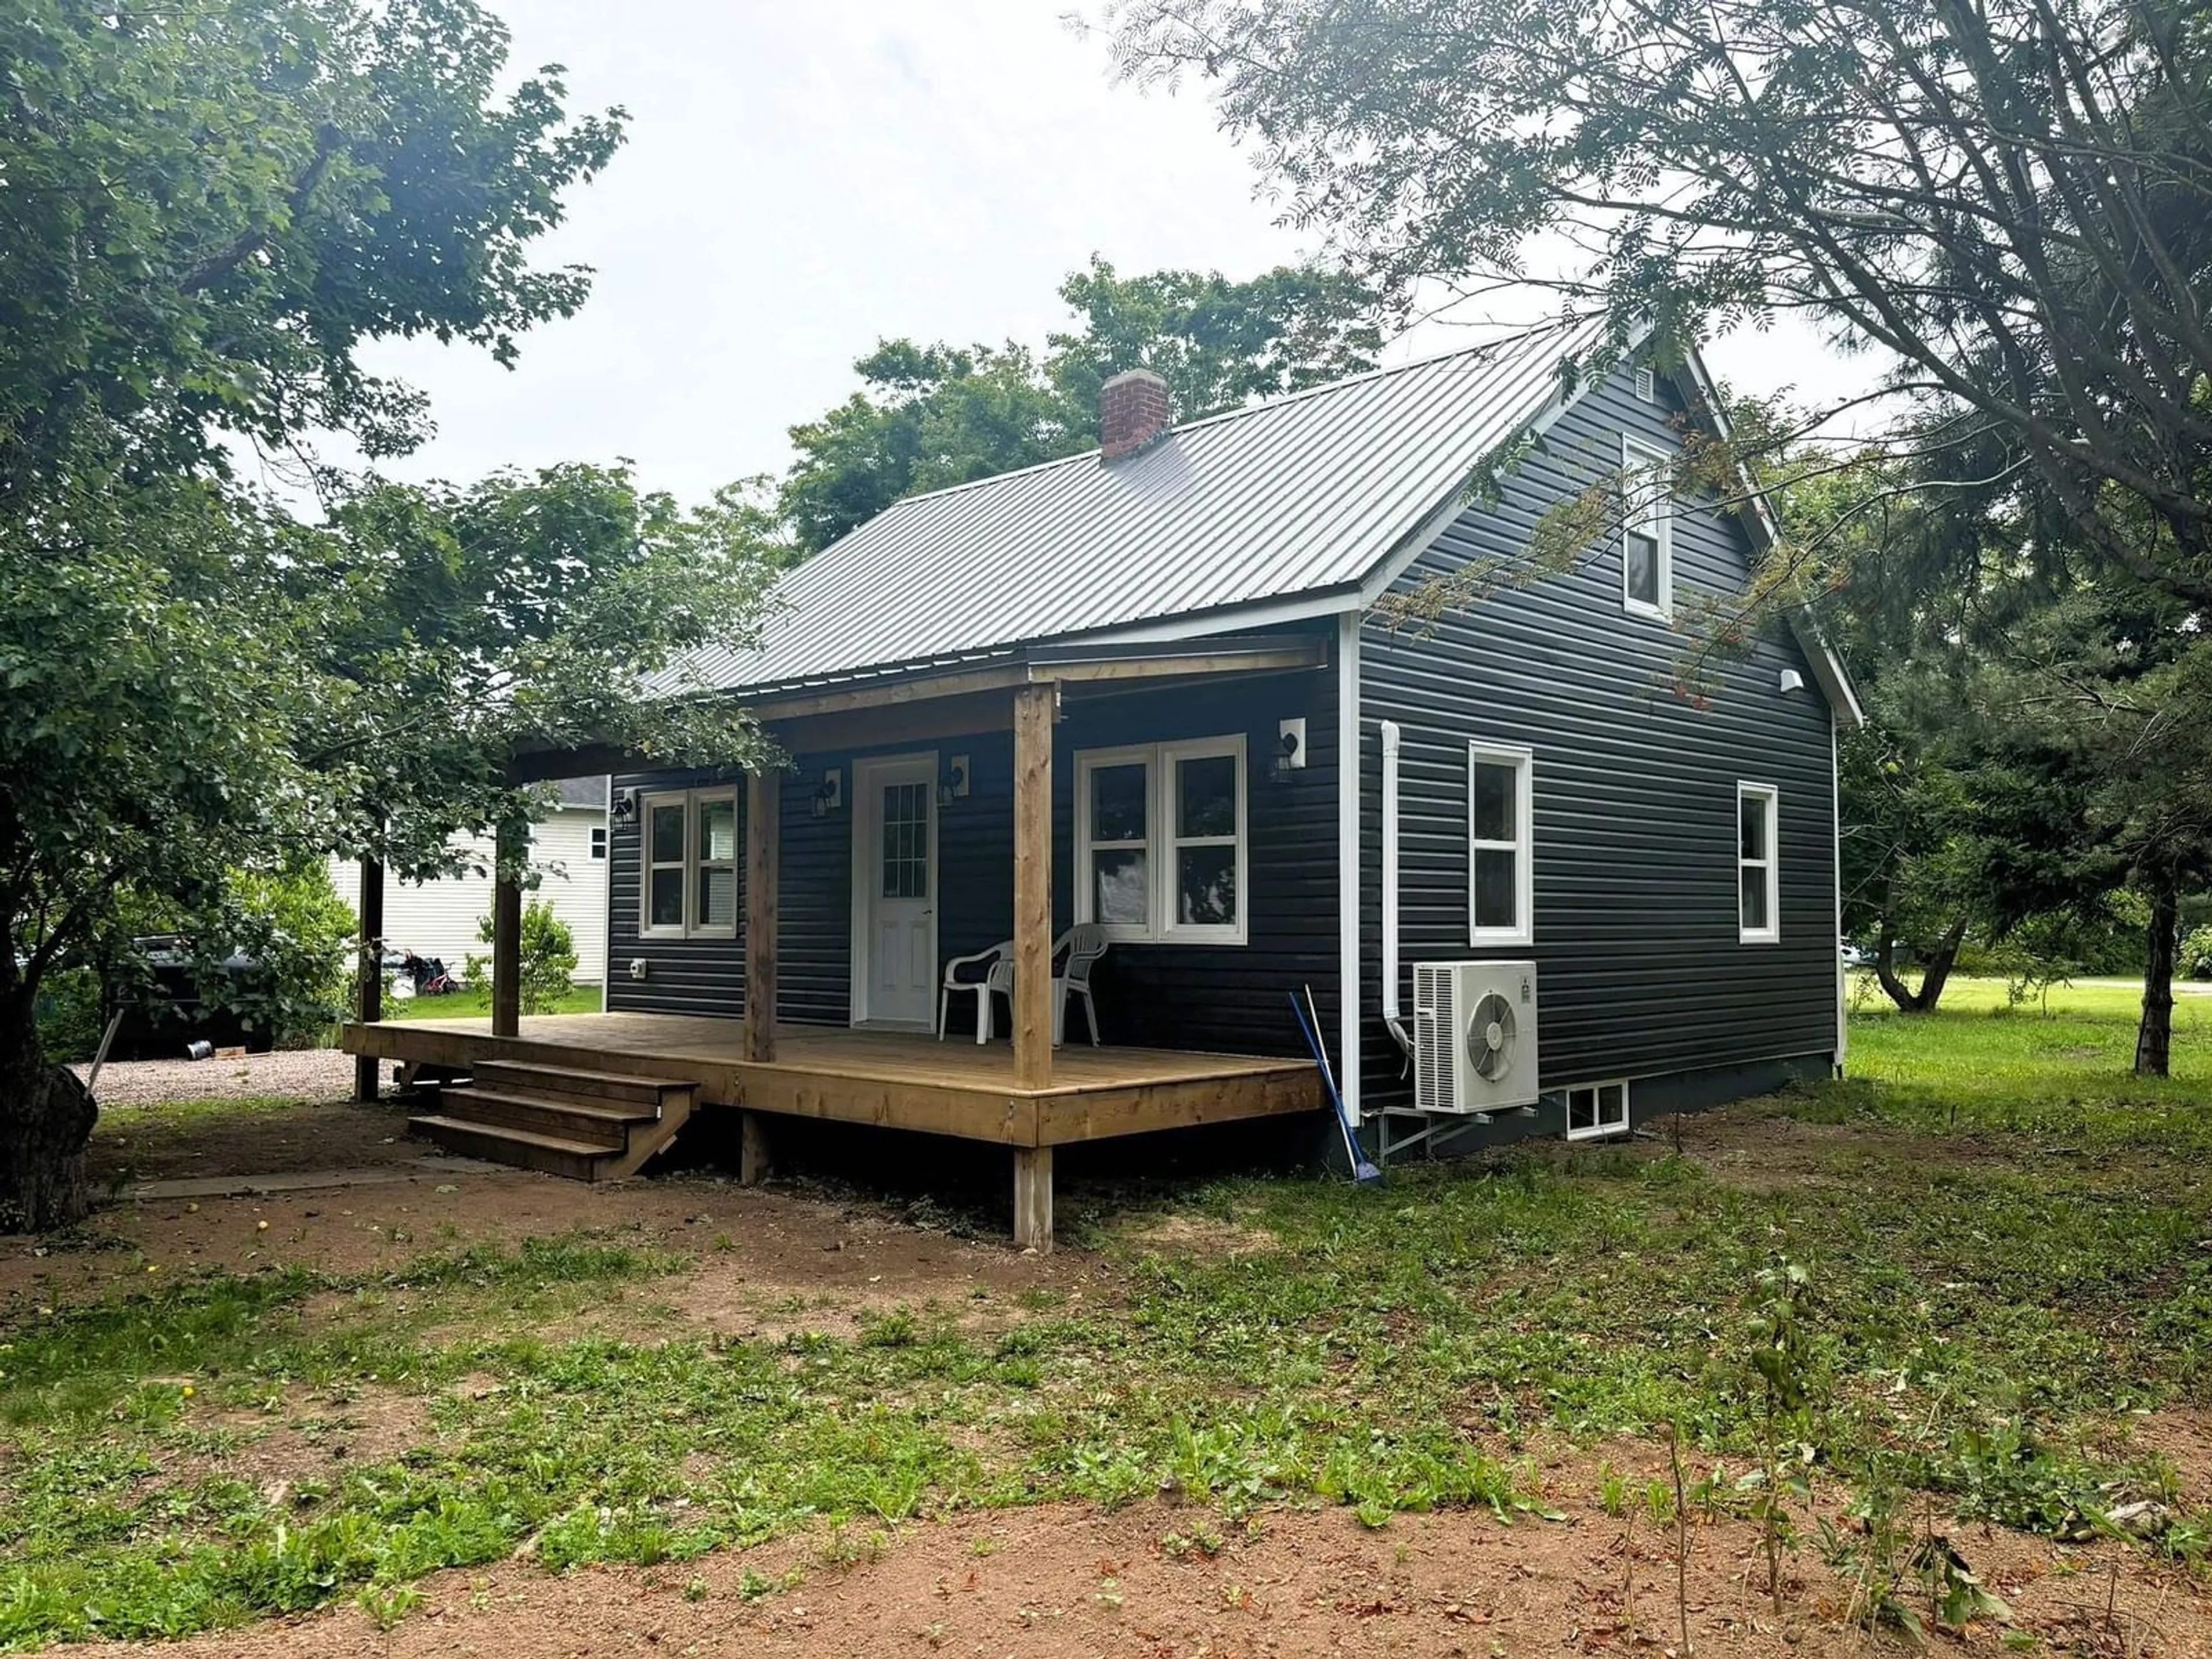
xmin=1012 ymin=683 xmax=1055 ymax=1251
xmin=491 ymin=822 xmax=524 ymax=1039
xmin=353 ymin=858 xmax=384 ymax=1102
xmin=744 ymin=770 xmax=780 ymax=1063
xmin=1013 ymin=1146 xmax=1053 ymax=1252
xmin=1012 ymin=684 xmax=1054 ymax=1090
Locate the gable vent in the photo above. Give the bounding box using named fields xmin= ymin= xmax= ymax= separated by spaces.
xmin=1635 ymin=366 xmax=1657 ymax=403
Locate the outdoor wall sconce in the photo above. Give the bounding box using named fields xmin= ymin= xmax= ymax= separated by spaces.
xmin=810 ymin=768 xmax=843 ymax=819
xmin=1274 ymin=718 xmax=1307 ymax=779
xmin=937 ymin=755 xmax=971 ymax=806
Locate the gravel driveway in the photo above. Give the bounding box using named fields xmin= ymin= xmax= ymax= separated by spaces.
xmin=74 ymin=1047 xmax=359 ymax=1106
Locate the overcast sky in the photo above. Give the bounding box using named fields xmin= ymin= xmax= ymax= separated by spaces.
xmin=334 ymin=0 xmax=1875 ymax=507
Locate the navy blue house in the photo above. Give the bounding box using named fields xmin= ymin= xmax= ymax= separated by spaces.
xmin=364 ymin=328 xmax=1861 ymax=1244
xmin=598 ymin=331 xmax=1857 ymax=1156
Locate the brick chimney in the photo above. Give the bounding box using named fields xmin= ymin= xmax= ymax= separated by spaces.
xmin=1099 ymin=369 xmax=1172 ymax=461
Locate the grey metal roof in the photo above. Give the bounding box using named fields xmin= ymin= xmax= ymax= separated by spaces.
xmin=664 ymin=327 xmax=1597 ymax=697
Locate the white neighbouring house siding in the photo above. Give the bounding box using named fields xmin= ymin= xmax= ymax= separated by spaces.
xmin=327 ymin=783 xmax=610 ymax=986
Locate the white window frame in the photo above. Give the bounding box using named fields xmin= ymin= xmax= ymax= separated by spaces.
xmin=1738 ymin=781 xmax=1780 ymax=945
xmin=637 ymin=787 xmax=739 ymax=941
xmin=1565 ymin=1080 xmax=1631 ymax=1141
xmin=1466 ymin=741 xmax=1535 ymax=948
xmin=589 ymin=827 xmax=608 ymax=860
xmin=1621 ymin=434 xmax=1675 ymax=621
xmin=1074 ymin=734 xmax=1249 ymax=946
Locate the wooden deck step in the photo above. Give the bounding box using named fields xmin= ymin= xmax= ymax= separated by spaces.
xmin=410 ymin=1063 xmax=698 ymax=1182
xmin=435 ymin=1086 xmax=646 ymax=1150
xmin=406 ymin=1115 xmax=623 ymax=1181
xmin=472 ymin=1059 xmax=680 ymax=1108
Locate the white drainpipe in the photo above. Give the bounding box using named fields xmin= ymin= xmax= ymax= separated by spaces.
xmin=1380 ymin=719 xmax=1412 ymax=1059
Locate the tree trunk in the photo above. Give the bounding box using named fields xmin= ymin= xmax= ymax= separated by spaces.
xmin=2134 ymin=881 xmax=2177 ymax=1079
xmin=1876 ymin=916 xmax=1967 ymax=1014
xmin=0 ymin=1007 xmax=99 ymax=1232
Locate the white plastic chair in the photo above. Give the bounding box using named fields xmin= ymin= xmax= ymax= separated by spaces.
xmin=1053 ymin=923 xmax=1108 ymax=1047
xmin=938 ymin=939 xmax=1014 ymax=1044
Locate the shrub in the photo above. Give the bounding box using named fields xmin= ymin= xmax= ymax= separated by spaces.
xmin=32 ymin=967 xmax=107 ymax=1063
xmin=214 ymin=863 xmax=361 ymax=1046
xmin=2183 ymin=925 xmax=2212 ymax=982
xmin=467 ymin=900 xmax=577 ymax=1015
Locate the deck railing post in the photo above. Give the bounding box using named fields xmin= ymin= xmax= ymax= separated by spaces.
xmin=744 ymin=770 xmax=780 ymax=1063
xmin=491 ymin=820 xmax=524 ymax=1039
xmin=1012 ymin=683 xmax=1055 ymax=1092
xmin=353 ymin=857 xmax=384 ymax=1101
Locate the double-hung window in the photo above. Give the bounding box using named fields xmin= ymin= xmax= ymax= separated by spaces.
xmin=1621 ymin=435 xmax=1675 ymax=620
xmin=639 ymin=789 xmax=739 ymax=940
xmin=1075 ymin=735 xmax=1248 ymax=945
xmin=1737 ymin=782 xmax=1779 ymax=944
xmin=1467 ymin=742 xmax=1535 ymax=946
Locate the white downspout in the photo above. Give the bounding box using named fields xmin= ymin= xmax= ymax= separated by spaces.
xmin=1380 ymin=719 xmax=1412 ymax=1059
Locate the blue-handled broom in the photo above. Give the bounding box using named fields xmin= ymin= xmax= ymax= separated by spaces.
xmin=1291 ymin=987 xmax=1382 ymax=1185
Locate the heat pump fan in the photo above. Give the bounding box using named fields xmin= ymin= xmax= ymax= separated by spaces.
xmin=1467 ymin=990 xmax=1518 ymax=1083
xmin=1412 ymin=960 xmax=1539 ymax=1113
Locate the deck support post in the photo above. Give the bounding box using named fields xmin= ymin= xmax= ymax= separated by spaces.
xmin=744 ymin=770 xmax=780 ymax=1063
xmin=739 ymin=1111 xmax=771 ymax=1186
xmin=491 ymin=821 xmax=524 ymax=1039
xmin=353 ymin=858 xmax=384 ymax=1101
xmin=1012 ymin=684 xmax=1055 ymax=1092
xmin=1013 ymin=1145 xmax=1053 ymax=1252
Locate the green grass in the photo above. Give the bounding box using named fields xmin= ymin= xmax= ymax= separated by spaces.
xmin=384 ymin=984 xmax=603 ymax=1021
xmin=2 ymin=976 xmax=2206 ymax=1647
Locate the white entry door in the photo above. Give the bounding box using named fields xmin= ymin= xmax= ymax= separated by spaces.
xmin=853 ymin=753 xmax=938 ymax=1028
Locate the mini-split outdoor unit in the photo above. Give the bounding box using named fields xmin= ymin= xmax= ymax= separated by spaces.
xmin=1413 ymin=960 xmax=1540 ymax=1114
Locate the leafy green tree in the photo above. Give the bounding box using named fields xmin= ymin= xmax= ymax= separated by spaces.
xmin=0 ymin=0 xmax=774 ymax=1230
xmin=780 ymin=256 xmax=1384 ymax=551
xmin=1109 ymin=0 xmax=2212 ymax=615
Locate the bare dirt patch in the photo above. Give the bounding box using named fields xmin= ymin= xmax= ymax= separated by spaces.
xmin=101 ymin=1493 xmax=2212 ymax=1658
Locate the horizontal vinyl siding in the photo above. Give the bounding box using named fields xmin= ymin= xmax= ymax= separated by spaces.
xmin=609 ymin=630 xmax=1341 ymax=1059
xmin=1358 ymin=362 xmax=1838 ymax=1112
xmin=332 ymin=807 xmax=607 ymax=984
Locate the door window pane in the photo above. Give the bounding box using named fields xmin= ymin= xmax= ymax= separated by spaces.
xmin=1092 ymin=849 xmax=1149 ymax=926
xmin=649 ymin=867 xmax=684 ymax=928
xmin=1471 ymin=761 xmax=1516 ymax=844
xmin=649 ymin=803 xmax=685 ymax=864
xmin=881 ymin=782 xmax=928 ymax=900
xmin=1177 ymin=844 xmax=1238 ymax=926
xmin=1176 ymin=755 xmax=1238 ymax=838
xmin=1090 ymin=763 xmax=1147 ymax=843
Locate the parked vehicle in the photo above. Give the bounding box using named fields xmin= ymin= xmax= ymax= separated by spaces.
xmin=107 ymin=935 xmax=275 ymax=1059
xmin=1840 ymin=939 xmax=1876 ymax=969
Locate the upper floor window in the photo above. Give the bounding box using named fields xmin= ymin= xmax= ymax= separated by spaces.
xmin=1738 ymin=782 xmax=1779 ymax=944
xmin=590 ymin=827 xmax=608 ymax=860
xmin=1468 ymin=742 xmax=1535 ymax=947
xmin=1622 ymin=435 xmax=1675 ymax=620
xmin=1075 ymin=735 xmax=1248 ymax=945
xmin=640 ymin=789 xmax=738 ymax=940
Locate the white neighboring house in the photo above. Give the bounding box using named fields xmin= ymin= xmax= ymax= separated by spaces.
xmin=328 ymin=777 xmax=610 ymax=987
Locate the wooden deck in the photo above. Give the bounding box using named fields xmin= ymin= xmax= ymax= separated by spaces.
xmin=343 ymin=1013 xmax=1322 ymax=1150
